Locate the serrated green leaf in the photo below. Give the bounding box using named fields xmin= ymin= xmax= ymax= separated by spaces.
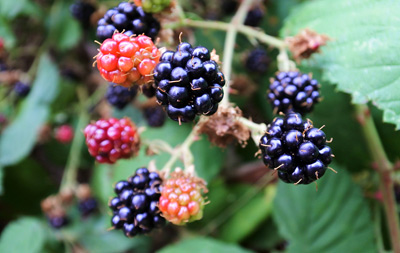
xmin=219 ymin=185 xmax=276 ymax=243
xmin=282 ymin=0 xmax=400 ymax=129
xmin=0 ymin=54 xmax=60 ymax=166
xmin=0 ymin=217 xmax=46 ymax=253
xmin=273 ymin=165 xmax=376 ymax=253
xmin=158 ymin=237 xmax=254 ymax=253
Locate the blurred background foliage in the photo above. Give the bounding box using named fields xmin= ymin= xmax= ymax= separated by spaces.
xmin=0 ymin=0 xmax=399 ymax=252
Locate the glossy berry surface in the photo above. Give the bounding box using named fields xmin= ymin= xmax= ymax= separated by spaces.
xmin=54 ymin=125 xmax=74 ymax=144
xmin=106 ymin=83 xmax=138 ymax=109
xmin=133 ymin=0 xmax=171 ymax=13
xmin=14 ymin=82 xmax=31 ymax=97
xmin=109 ymin=168 xmax=165 ymax=237
xmin=267 ymin=71 xmax=320 ymax=115
xmin=245 ymin=48 xmax=270 ymax=73
xmin=96 ymin=33 xmax=160 ymax=87
xmin=154 ymin=43 xmax=225 ymax=123
xmin=70 ymin=1 xmax=96 ymax=28
xmin=259 ymin=113 xmax=333 ymax=184
xmin=143 ymin=106 xmax=166 ymax=127
xmin=159 ymin=169 xmax=207 ymax=225
xmin=96 ymin=2 xmax=160 ymax=41
xmin=84 ymin=117 xmax=140 ymax=164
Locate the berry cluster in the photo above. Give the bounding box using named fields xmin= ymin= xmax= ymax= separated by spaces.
xmin=133 ymin=0 xmax=171 ymax=13
xmin=97 ymin=2 xmax=160 ymax=41
xmin=159 ymin=169 xmax=207 ymax=225
xmin=84 ymin=118 xmax=140 ymax=164
xmin=267 ymin=71 xmax=320 ymax=115
xmin=109 ymin=168 xmax=165 ymax=237
xmin=96 ymin=33 xmax=160 ymax=87
xmin=70 ymin=1 xmax=96 ymax=28
xmin=54 ymin=125 xmax=74 ymax=144
xmin=106 ymin=83 xmax=138 ymax=110
xmin=259 ymin=113 xmax=333 ymax=184
xmin=154 ymin=42 xmax=225 ymax=123
xmin=245 ymin=48 xmax=270 ymax=74
xmin=14 ymin=81 xmax=31 ymax=97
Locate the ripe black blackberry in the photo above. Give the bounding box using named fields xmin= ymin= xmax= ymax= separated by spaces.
xmin=48 ymin=216 xmax=69 ymax=229
xmin=70 ymin=1 xmax=96 ymax=28
xmin=245 ymin=48 xmax=270 ymax=74
xmin=244 ymin=7 xmax=264 ymax=27
xmin=143 ymin=106 xmax=166 ymax=127
xmin=259 ymin=113 xmax=333 ymax=185
xmin=106 ymin=83 xmax=138 ymax=110
xmin=78 ymin=198 xmax=98 ymax=217
xmin=14 ymin=81 xmax=31 ymax=97
xmin=109 ymin=167 xmax=165 ymax=237
xmin=267 ymin=71 xmax=320 ymax=115
xmin=96 ymin=2 xmax=160 ymax=41
xmin=153 ymin=43 xmax=226 ymax=123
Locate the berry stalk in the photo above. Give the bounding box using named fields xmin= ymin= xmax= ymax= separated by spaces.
xmin=221 ymin=0 xmax=257 ymax=106
xmin=355 ymin=104 xmax=400 ymax=252
xmin=60 ymin=87 xmax=90 ymax=191
xmin=236 ymin=117 xmax=267 ymax=145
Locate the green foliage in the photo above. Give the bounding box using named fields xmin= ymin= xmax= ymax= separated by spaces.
xmin=0 ymin=55 xmax=60 ymax=166
xmin=273 ymin=164 xmax=376 ymax=253
xmin=0 ymin=217 xmax=46 ymax=253
xmin=282 ymin=0 xmax=400 ymax=129
xmin=159 ymin=237 xmax=254 ymax=253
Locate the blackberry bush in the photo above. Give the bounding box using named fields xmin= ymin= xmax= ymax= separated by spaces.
xmin=96 ymin=2 xmax=160 ymax=41
xmin=267 ymin=71 xmax=320 ymax=115
xmin=153 ymin=42 xmax=226 ymax=123
xmin=84 ymin=118 xmax=140 ymax=164
xmin=106 ymin=83 xmax=138 ymax=110
xmin=259 ymin=113 xmax=333 ymax=184
xmin=109 ymin=167 xmax=165 ymax=237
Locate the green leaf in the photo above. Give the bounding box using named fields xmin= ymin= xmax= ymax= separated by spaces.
xmin=0 ymin=17 xmax=16 ymax=48
xmin=0 ymin=0 xmax=27 ymax=19
xmin=0 ymin=166 xmax=3 ymax=194
xmin=0 ymin=217 xmax=46 ymax=253
xmin=273 ymin=165 xmax=376 ymax=253
xmin=219 ymin=185 xmax=276 ymax=243
xmin=0 ymin=54 xmax=60 ymax=166
xmin=158 ymin=237 xmax=254 ymax=253
xmin=282 ymin=0 xmax=400 ymax=129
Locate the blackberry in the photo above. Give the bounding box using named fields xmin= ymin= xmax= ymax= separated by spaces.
xmin=70 ymin=1 xmax=96 ymax=28
xmin=259 ymin=113 xmax=333 ymax=184
xmin=48 ymin=216 xmax=69 ymax=229
xmin=267 ymin=71 xmax=320 ymax=115
xmin=143 ymin=106 xmax=166 ymax=127
xmin=244 ymin=7 xmax=264 ymax=27
xmin=141 ymin=83 xmax=156 ymax=98
xmin=78 ymin=197 xmax=98 ymax=217
xmin=14 ymin=82 xmax=31 ymax=97
xmin=109 ymin=167 xmax=165 ymax=237
xmin=245 ymin=48 xmax=270 ymax=73
xmin=106 ymin=83 xmax=138 ymax=110
xmin=153 ymin=43 xmax=225 ymax=123
xmin=96 ymin=2 xmax=160 ymax=41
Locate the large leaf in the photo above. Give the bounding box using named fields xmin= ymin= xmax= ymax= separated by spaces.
xmin=0 ymin=217 xmax=46 ymax=253
xmin=0 ymin=54 xmax=60 ymax=166
xmin=158 ymin=237 xmax=253 ymax=253
xmin=282 ymin=0 xmax=400 ymax=129
xmin=0 ymin=0 xmax=27 ymax=19
xmin=273 ymin=164 xmax=376 ymax=253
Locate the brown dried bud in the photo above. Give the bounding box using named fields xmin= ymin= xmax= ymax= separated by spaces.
xmin=37 ymin=123 xmax=52 ymax=144
xmin=198 ymin=105 xmax=251 ymax=148
xmin=76 ymin=184 xmax=92 ymax=200
xmin=210 ymin=49 xmax=221 ymax=66
xmin=41 ymin=195 xmax=62 ymax=214
xmin=230 ymin=74 xmax=257 ymax=97
xmin=286 ymin=28 xmax=330 ymax=62
xmin=59 ymin=188 xmax=75 ymax=204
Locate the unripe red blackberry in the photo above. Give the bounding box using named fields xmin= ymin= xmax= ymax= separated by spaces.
xmin=154 ymin=43 xmax=225 ymax=123
xmin=54 ymin=125 xmax=74 ymax=144
xmin=109 ymin=167 xmax=165 ymax=237
xmin=96 ymin=2 xmax=160 ymax=41
xmin=259 ymin=113 xmax=333 ymax=184
xmin=267 ymin=71 xmax=320 ymax=115
xmin=159 ymin=169 xmax=207 ymax=225
xmin=95 ymin=33 xmax=160 ymax=87
xmin=84 ymin=118 xmax=140 ymax=164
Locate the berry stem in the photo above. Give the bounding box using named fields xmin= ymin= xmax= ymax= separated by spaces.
xmin=60 ymin=87 xmax=90 ymax=191
xmin=236 ymin=117 xmax=267 ymax=145
xmin=142 ymin=139 xmax=175 ymax=155
xmin=221 ymin=0 xmax=257 ymax=106
xmin=355 ymin=104 xmax=400 ymax=252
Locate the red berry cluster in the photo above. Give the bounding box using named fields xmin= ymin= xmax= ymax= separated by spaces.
xmin=84 ymin=118 xmax=140 ymax=164
xmin=159 ymin=169 xmax=207 ymax=225
xmin=96 ymin=33 xmax=161 ymax=87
